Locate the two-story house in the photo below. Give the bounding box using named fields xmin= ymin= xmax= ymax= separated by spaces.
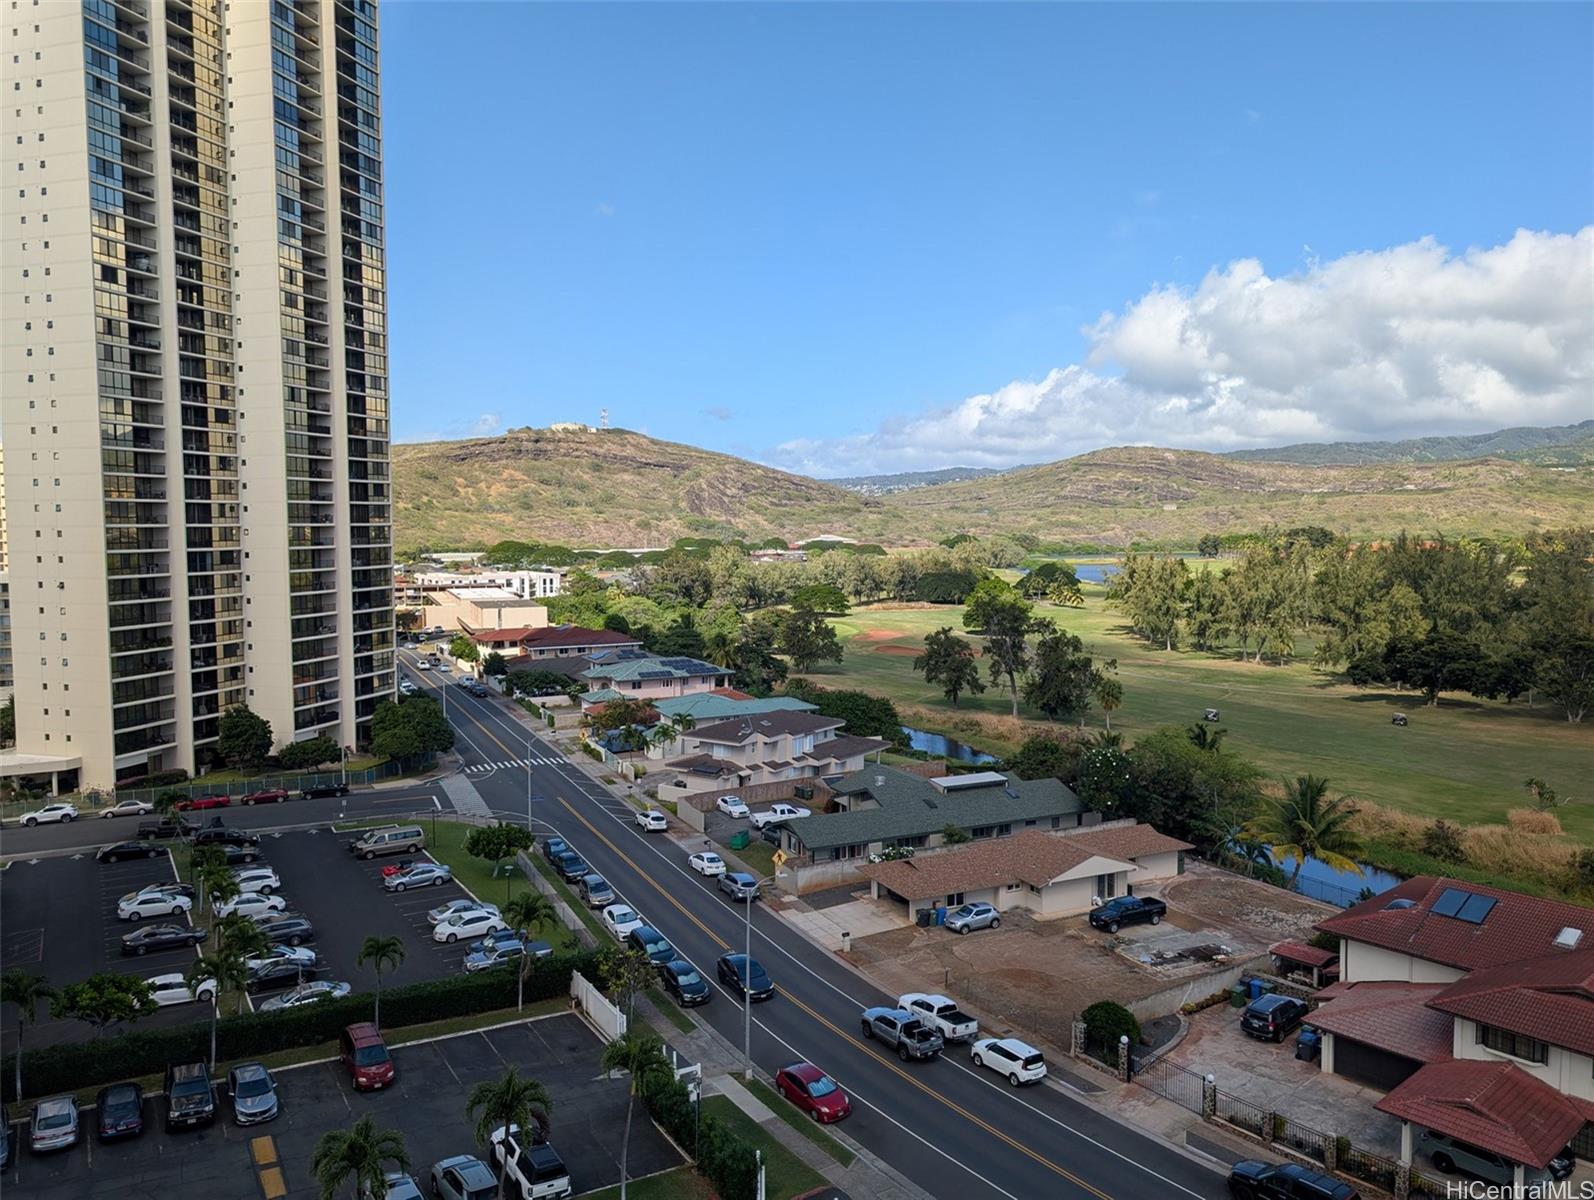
xmin=1306 ymin=877 xmax=1593 ymax=1184
xmin=665 ymin=711 xmax=890 ymax=794
xmin=578 ymin=653 xmax=735 ymax=711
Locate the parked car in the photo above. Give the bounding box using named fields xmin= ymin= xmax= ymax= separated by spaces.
xmin=715 ymin=795 xmax=750 ymax=819
xmin=19 ymin=803 xmax=78 ymax=827
xmin=96 ymin=840 xmax=163 ymax=863
xmin=366 ymin=1172 xmax=424 ymax=1200
xmin=553 ymin=851 xmax=589 ymax=884
xmin=385 ymin=862 xmax=453 ymax=892
xmin=29 ymin=1096 xmax=80 ymax=1153
xmin=1227 ymin=1160 xmax=1361 ymax=1200
xmin=627 ymin=925 xmax=678 ymax=969
xmin=191 ymin=824 xmax=261 ymax=849
xmin=488 ymin=1124 xmax=573 ymax=1200
xmin=247 ymin=958 xmax=323 ymax=992
xmin=175 ymin=795 xmax=230 ymax=811
xmin=215 ymin=892 xmax=287 ymax=920
xmin=466 ymin=681 xmax=490 ymax=699
xmin=898 ymin=993 xmax=979 ymax=1043
xmin=219 ymin=843 xmax=264 ymax=866
xmin=398 ymin=680 xmax=418 ymax=697
xmin=118 ymin=892 xmax=193 ymax=921
xmin=246 ymin=944 xmax=319 ymax=972
xmin=99 ymin=798 xmax=154 ymax=819
xmin=241 ymin=789 xmax=290 ymax=806
xmin=578 ymin=875 xmax=614 ymax=907
xmin=429 ymin=899 xmax=499 ymax=926
xmin=944 ymin=902 xmax=1000 ymax=934
xmin=635 ymin=808 xmax=668 ymax=832
xmin=1240 ymin=994 xmax=1310 ymax=1042
xmin=122 ymin=923 xmax=207 ymax=955
xmin=146 ymin=972 xmax=216 ymax=1008
xmin=467 ymin=927 xmax=522 ymax=954
xmin=341 ymin=1023 xmax=396 ymax=1091
xmin=748 ymin=802 xmax=811 ymax=830
xmin=226 ymin=1062 xmax=280 ymax=1125
xmin=122 ymin=881 xmax=197 ymax=904
xmin=138 ymin=816 xmax=199 ymax=840
xmin=860 ymin=1006 xmax=944 ymax=1061
xmin=718 ymin=871 xmax=760 ymax=902
xmin=1088 ymin=895 xmax=1168 ymax=933
xmin=434 ymin=909 xmax=507 ymax=944
xmin=431 ymin=1155 xmax=497 ymax=1200
xmin=300 ymin=782 xmax=351 ymax=800
xmin=659 ymin=959 xmax=711 ymax=1006
xmin=252 ymin=913 xmax=315 ymax=946
xmin=1419 ymin=1131 xmax=1573 ymax=1187
xmin=970 ymin=1037 xmax=1047 ymax=1086
xmin=230 ymin=866 xmax=281 ymax=894
xmin=688 ymin=850 xmax=727 ymax=877
xmin=415 ymin=659 xmax=433 ymax=672
xmin=463 ymin=940 xmax=525 ymax=973
xmin=602 ymin=904 xmax=643 ymax=940
xmin=717 ymin=952 xmax=774 ymax=1001
xmin=94 ymin=1083 xmax=144 ymax=1142
xmin=539 ymin=836 xmax=570 ymax=864
xmin=260 ymin=980 xmax=352 ymax=1011
xmin=774 ymin=1062 xmax=850 ymax=1123
xmin=163 ymin=1063 xmax=217 ymax=1131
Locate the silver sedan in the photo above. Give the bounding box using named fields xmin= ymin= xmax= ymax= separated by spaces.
xmin=384 ymin=863 xmax=453 ymax=892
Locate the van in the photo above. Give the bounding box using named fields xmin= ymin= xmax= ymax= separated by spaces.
xmin=347 ymin=825 xmax=425 ymax=860
xmin=1419 ymin=1131 xmax=1572 ymax=1186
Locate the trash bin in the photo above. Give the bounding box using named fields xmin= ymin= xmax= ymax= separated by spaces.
xmin=916 ymin=909 xmax=933 ymax=927
xmin=1295 ymin=1027 xmax=1321 ymax=1061
xmin=1256 ymin=980 xmax=1276 ymax=998
xmin=1248 ymin=978 xmax=1265 ymax=1000
xmin=728 ymin=832 xmax=749 ymax=851
xmin=935 ymin=906 xmax=947 ymax=926
xmin=1230 ymin=983 xmax=1248 ymax=1008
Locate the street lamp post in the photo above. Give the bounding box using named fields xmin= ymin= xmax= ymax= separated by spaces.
xmin=525 ymin=738 xmax=533 ymax=833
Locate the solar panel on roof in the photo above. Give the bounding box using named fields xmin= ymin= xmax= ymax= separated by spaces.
xmin=1456 ymin=894 xmax=1497 ymax=924
xmin=1431 ymin=888 xmax=1469 ymax=918
xmin=638 ymin=670 xmax=675 ymax=680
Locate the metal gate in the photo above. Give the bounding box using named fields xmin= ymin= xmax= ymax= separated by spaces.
xmin=1132 ymin=1056 xmax=1205 ymax=1113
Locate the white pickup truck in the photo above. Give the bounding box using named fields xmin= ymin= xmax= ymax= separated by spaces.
xmin=748 ymin=802 xmax=812 ymax=830
xmin=898 ymin=992 xmax=979 ymax=1043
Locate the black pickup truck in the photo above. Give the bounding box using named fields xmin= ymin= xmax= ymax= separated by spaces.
xmin=1088 ymin=895 xmax=1168 ymax=933
xmin=137 ymin=817 xmax=199 ymax=840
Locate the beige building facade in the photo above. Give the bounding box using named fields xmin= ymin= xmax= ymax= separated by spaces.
xmin=2 ymin=0 xmax=394 ymax=790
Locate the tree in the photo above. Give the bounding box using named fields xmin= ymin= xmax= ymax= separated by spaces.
xmin=1091 ymin=661 xmax=1123 ymax=731
xmin=465 ymin=823 xmax=536 ymax=902
xmin=371 ymin=719 xmax=421 ymax=761
xmin=648 ymin=614 xmax=706 ymax=659
xmin=1382 ymin=632 xmax=1487 ymax=706
xmin=960 ymin=576 xmax=1017 ymax=633
xmin=1421 ymin=820 xmax=1466 ymax=864
xmin=1081 ymin=1000 xmax=1141 ymax=1065
xmin=1519 ymin=529 xmax=1594 ymax=722
xmin=1243 ymin=775 xmax=1364 ymax=892
xmin=1183 ymin=568 xmax=1230 ymax=652
xmin=1024 ymin=626 xmax=1097 ymax=722
xmin=52 ymin=973 xmax=157 ymax=1039
xmin=913 ymin=627 xmax=985 ymax=707
xmin=1197 ymin=533 xmax=1222 ymax=558
xmin=2 ymin=969 xmax=54 ymax=1101
xmin=278 ymin=735 xmax=340 ymax=770
xmin=357 ymin=935 xmax=406 ymax=1031
xmin=1007 ymin=734 xmax=1079 ymax=782
xmin=602 ymin=1027 xmax=669 ymax=1200
xmin=941 ymin=823 xmax=970 ymax=845
xmin=312 ymin=1116 xmax=410 ymax=1200
xmin=782 ymin=679 xmax=908 ymax=745
xmin=193 ymin=845 xmax=237 ymax=915
xmin=371 ymin=696 xmax=454 ymax=756
xmin=501 ymin=893 xmax=557 ymax=1012
xmin=467 ymin=1067 xmax=554 ymax=1199
xmin=0 ymin=694 xmax=14 ymax=747
xmin=189 ymin=934 xmax=255 ymax=1071
xmin=1015 ymin=561 xmax=1083 ymax=607
xmin=1186 ymin=722 xmax=1227 ymax=753
xmin=583 ymin=697 xmax=654 ymax=735
xmin=597 ymin=945 xmax=656 ymax=1032
xmin=1523 ymin=777 xmax=1566 ymax=812
xmin=777 ymin=606 xmax=843 ymax=673
xmin=730 ymin=614 xmax=788 ymax=695
xmin=790 ymin=583 xmax=849 ymax=615
xmin=978 ymin=596 xmax=1044 ymax=717
xmin=509 ymin=670 xmax=577 ymax=698
xmin=217 ymin=705 xmax=273 ymax=773
xmin=483 ymin=651 xmax=508 ymax=677
xmin=396 ymin=609 xmax=421 ymax=633
xmin=449 ymin=634 xmax=481 ymax=664
xmin=914 ymin=568 xmax=983 ymax=604
xmin=153 ymin=788 xmax=187 ymax=822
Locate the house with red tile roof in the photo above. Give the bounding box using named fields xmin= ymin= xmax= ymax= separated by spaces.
xmin=1306 ymin=876 xmax=1594 ymax=1180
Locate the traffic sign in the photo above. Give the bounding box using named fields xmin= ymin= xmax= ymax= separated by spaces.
xmin=771 ymin=849 xmax=788 ymax=869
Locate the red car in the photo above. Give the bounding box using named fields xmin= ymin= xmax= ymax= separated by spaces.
xmin=175 ymin=795 xmax=231 ymax=811
xmin=774 ymin=1061 xmax=850 ymax=1123
xmin=380 ymin=859 xmax=418 ymax=878
xmin=241 ymin=789 xmax=289 ymax=806
xmin=340 ymin=1023 xmax=395 ymax=1091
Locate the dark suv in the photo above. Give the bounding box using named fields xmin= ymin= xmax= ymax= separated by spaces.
xmin=138 ymin=817 xmax=198 ymax=840
xmin=163 ymin=1063 xmax=216 ymax=1132
xmin=1087 ymin=896 xmax=1167 ymax=933
xmin=1228 ymin=1160 xmax=1359 ymax=1200
xmin=191 ymin=824 xmax=262 ymax=849
xmin=1241 ymin=994 xmax=1310 ymax=1042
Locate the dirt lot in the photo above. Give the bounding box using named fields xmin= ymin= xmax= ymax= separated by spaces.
xmin=840 ymin=862 xmax=1335 ymax=1056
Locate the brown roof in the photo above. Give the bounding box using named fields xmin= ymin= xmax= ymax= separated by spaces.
xmin=1306 ymin=982 xmax=1454 ymax=1064
xmin=1271 ymin=940 xmax=1338 ymax=969
xmin=519 ymin=626 xmax=642 ymax=650
xmin=1428 ymin=947 xmax=1594 ymax=1057
xmin=860 ymin=827 xmax=1152 ymax=901
xmin=469 ymin=626 xmax=539 ymax=643
xmin=1315 ymin=875 xmax=1594 ymax=974
xmin=801 ymin=734 xmax=892 ymax=762
xmin=1066 ymin=824 xmax=1193 ymax=861
xmin=1375 ymin=1060 xmax=1585 ymax=1169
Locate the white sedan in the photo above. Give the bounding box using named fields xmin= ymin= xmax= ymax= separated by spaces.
xmin=118 ymin=892 xmax=193 ymax=921
xmin=146 ymin=972 xmax=216 ymax=1007
xmin=428 ymin=899 xmax=499 ymax=926
xmin=635 ymin=808 xmax=668 ymax=832
xmin=416 ymin=660 xmax=433 ymax=671
xmin=749 ymin=803 xmax=811 ymax=830
xmin=601 ymin=904 xmax=643 ymax=940
xmin=19 ymin=803 xmax=79 ymax=827
xmin=100 ymin=799 xmax=154 ymax=819
xmin=714 ymin=795 xmax=749 ymax=819
xmin=688 ymin=851 xmax=727 ymax=877
xmin=215 ymin=892 xmax=287 ymax=920
xmin=434 ymin=909 xmax=506 ymax=944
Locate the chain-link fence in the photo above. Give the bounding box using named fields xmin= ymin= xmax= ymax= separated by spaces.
xmin=107 ymin=754 xmax=435 ymax=807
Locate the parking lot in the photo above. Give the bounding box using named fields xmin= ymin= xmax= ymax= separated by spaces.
xmin=4 ymin=1014 xmax=683 ymax=1199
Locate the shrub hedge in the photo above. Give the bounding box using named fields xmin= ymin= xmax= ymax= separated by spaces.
xmin=639 ymin=1059 xmax=758 ymax=1200
xmin=3 ymin=951 xmax=595 ymax=1102
xmin=1080 ymin=999 xmax=1141 ymax=1066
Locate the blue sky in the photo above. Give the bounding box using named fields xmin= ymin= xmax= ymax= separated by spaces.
xmin=383 ymin=2 xmax=1594 ymax=474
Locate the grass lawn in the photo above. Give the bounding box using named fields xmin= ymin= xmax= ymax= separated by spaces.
xmin=744 ymin=1077 xmax=856 ymax=1168
xmin=700 ymin=1094 xmax=828 ymax=1199
xmin=820 ymin=590 xmax=1594 ymax=843
xmin=735 ymin=840 xmax=778 ymax=878
xmin=581 ymin=1167 xmax=717 ymax=1200
xmin=647 ymin=985 xmax=697 ymax=1035
xmin=427 ymin=821 xmax=580 ymax=953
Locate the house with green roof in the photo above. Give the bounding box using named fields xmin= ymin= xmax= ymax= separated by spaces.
xmin=577 ymin=652 xmax=734 ymax=712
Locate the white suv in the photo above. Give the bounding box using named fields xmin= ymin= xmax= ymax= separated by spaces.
xmin=19 ymin=802 xmax=79 ymax=827
xmin=970 ymin=1037 xmax=1047 ymax=1086
xmin=715 ymin=795 xmax=749 ymax=819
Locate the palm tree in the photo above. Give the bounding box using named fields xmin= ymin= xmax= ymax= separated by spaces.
xmin=703 ymin=629 xmax=739 ymax=670
xmin=1 ymin=969 xmax=55 ymax=1102
xmin=1089 ymin=729 xmax=1123 ymax=750
xmin=192 ymin=847 xmax=236 ymax=915
xmin=1244 ymin=774 xmax=1365 ymax=891
xmin=1187 ymin=722 xmax=1227 ymax=753
xmin=500 ymin=893 xmax=556 ymax=1013
xmin=153 ymin=788 xmax=187 ymax=822
xmin=356 ymin=935 xmax=406 ymax=1031
xmin=466 ymin=1066 xmax=554 ymax=1200
xmin=311 ymin=1115 xmax=410 ymax=1200
xmin=601 ymin=1027 xmax=667 ymax=1200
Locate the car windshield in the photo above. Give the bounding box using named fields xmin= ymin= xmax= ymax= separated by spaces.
xmin=354 ymin=1045 xmax=390 ymax=1067
xmin=675 ymin=969 xmax=702 ymax=987
xmin=807 ymin=1076 xmax=838 ymax=1098
xmin=172 ymin=1079 xmax=210 ymax=1099
xmin=234 ymin=1075 xmax=273 ymax=1098
xmin=36 ymin=1110 xmax=72 ymax=1130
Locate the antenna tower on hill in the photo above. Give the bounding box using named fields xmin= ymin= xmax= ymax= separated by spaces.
xmin=599 ymin=408 xmax=610 ymax=431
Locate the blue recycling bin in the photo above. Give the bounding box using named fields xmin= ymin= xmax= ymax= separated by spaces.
xmin=1248 ymin=978 xmax=1266 ymax=1000
xmin=935 ymin=906 xmax=947 ymax=926
xmin=1295 ymin=1027 xmax=1321 ymax=1061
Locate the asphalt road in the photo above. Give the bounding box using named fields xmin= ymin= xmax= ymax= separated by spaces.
xmin=400 ymin=654 xmax=1230 ymax=1200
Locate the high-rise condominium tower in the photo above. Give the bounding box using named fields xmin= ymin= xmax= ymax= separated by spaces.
xmin=2 ymin=0 xmax=394 ymax=791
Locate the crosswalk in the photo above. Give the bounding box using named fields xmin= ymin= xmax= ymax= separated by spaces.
xmin=463 ymin=756 xmax=566 ymax=775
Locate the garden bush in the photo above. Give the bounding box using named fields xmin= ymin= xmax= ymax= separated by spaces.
xmin=1080 ymin=1000 xmax=1141 ymax=1066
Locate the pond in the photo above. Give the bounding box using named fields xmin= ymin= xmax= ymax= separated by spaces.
xmin=899 ymin=727 xmax=1000 ymax=765
xmin=1073 ymin=563 xmax=1121 ymax=585
xmin=1263 ymin=850 xmax=1405 ymax=909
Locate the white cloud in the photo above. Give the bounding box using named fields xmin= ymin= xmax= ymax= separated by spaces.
xmin=595 ymin=202 xmax=616 ymax=218
xmin=399 ymin=411 xmax=503 ymax=443
xmin=772 ymin=227 xmax=1594 ymax=476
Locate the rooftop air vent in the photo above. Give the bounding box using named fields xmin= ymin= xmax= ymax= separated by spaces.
xmin=1554 ymin=927 xmax=1584 ymax=950
xmin=874 ymin=775 xmax=886 ymax=788
xmin=1383 ymin=898 xmax=1416 ymax=910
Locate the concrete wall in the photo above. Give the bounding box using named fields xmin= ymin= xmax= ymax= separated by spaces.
xmin=1035 ymin=876 xmax=1098 ymax=917
xmin=1123 ymin=954 xmax=1273 ymax=1023
xmin=1133 ymin=850 xmax=1181 ymax=881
